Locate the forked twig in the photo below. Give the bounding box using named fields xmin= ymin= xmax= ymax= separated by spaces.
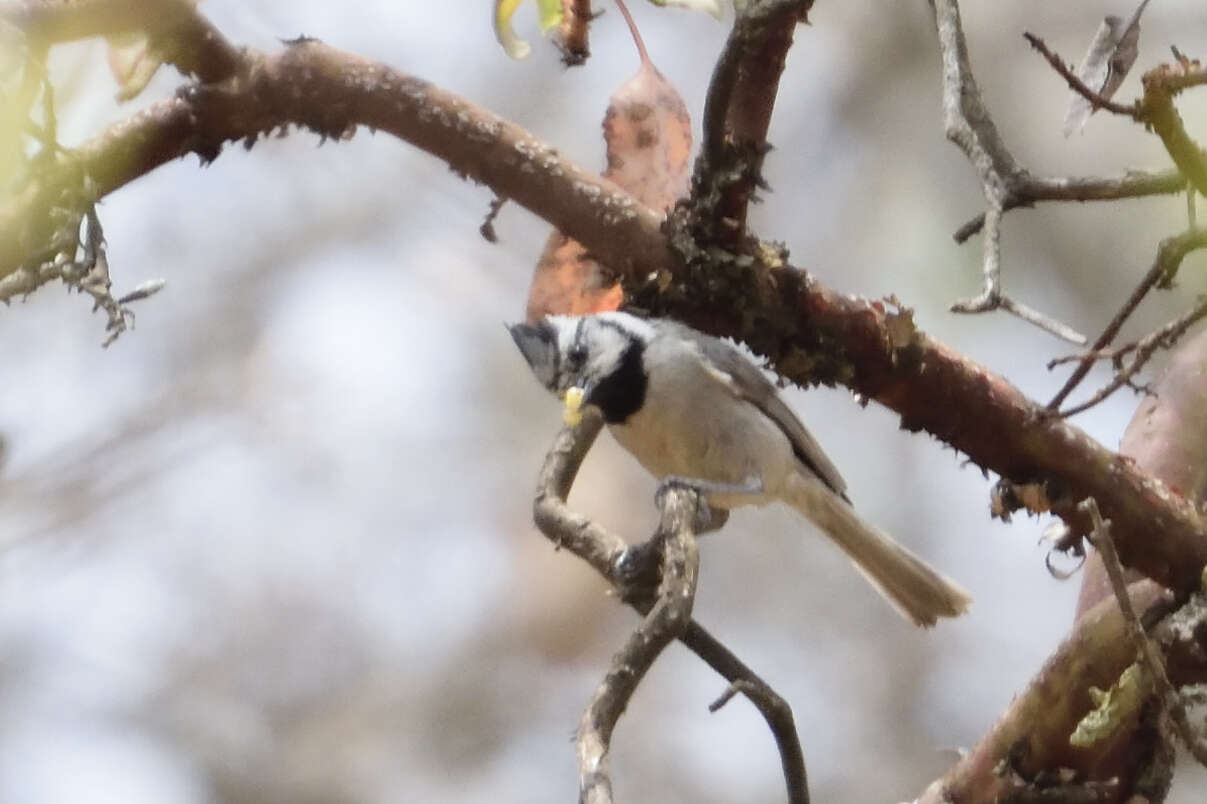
xmin=577 ymin=482 xmax=700 ymax=804
xmin=1047 ymin=228 xmax=1207 ymax=412
xmin=1052 ymin=296 xmax=1207 ymax=417
xmin=932 ymin=0 xmax=1086 ymax=344
xmin=533 ymin=415 xmax=809 ymax=804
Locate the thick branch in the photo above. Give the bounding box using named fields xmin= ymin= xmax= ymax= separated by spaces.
xmin=0 ymin=39 xmax=669 ymax=285
xmin=695 ymin=0 xmax=811 ymax=243
xmin=918 ymin=582 xmax=1179 ymax=804
xmin=2 ymin=0 xmax=241 ymax=82
xmin=8 ymin=21 xmax=1207 ymax=601
xmin=1078 ymin=326 xmax=1207 ymax=615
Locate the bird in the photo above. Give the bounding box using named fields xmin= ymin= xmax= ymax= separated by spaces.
xmin=508 ymin=311 xmax=971 ymax=627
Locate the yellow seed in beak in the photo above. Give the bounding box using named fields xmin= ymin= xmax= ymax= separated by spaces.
xmin=563 ymin=386 xmax=585 ymax=426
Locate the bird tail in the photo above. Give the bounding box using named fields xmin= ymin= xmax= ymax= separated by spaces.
xmin=783 ymin=472 xmax=971 ymax=627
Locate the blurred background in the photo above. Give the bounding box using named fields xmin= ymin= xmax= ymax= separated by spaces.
xmin=2 ymin=1 xmax=1206 ymax=801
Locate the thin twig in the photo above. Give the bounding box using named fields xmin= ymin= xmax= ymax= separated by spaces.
xmin=997 ymin=292 xmax=1086 ymax=345
xmin=1055 ymin=297 xmax=1207 ymax=417
xmin=1079 ymin=498 xmax=1207 ymax=766
xmin=577 ymin=483 xmax=700 ymax=804
xmin=681 ymin=627 xmax=808 ymax=803
xmin=533 ymin=415 xmax=809 ymax=804
xmin=1023 ymin=32 xmax=1138 ymax=118
xmin=934 ymin=1 xmax=1084 ymax=343
xmin=949 ymin=203 xmax=1086 ymax=343
xmin=1046 ymin=228 xmax=1207 ymax=411
xmin=952 ymin=169 xmax=1185 ymax=244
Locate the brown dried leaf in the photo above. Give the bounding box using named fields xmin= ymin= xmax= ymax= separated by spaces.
xmin=525 ymin=1 xmax=691 ymax=322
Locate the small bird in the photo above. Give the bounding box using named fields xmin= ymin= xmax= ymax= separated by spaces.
xmin=509 ymin=311 xmax=971 ymax=627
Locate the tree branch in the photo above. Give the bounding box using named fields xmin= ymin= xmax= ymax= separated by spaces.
xmin=2 ymin=0 xmax=241 ymax=82
xmin=1046 ymin=227 xmax=1207 ymax=412
xmin=1139 ymin=60 xmax=1207 ymax=198
xmin=917 ymin=581 xmax=1177 ymax=804
xmin=1081 ymin=497 xmax=1207 ymax=768
xmin=1023 ymin=32 xmax=1138 ymax=118
xmin=931 ymin=0 xmax=1082 ymax=341
xmin=692 ymin=0 xmax=810 ymax=248
xmin=952 ymin=169 xmax=1185 ymax=244
xmin=0 ymin=38 xmax=669 ymax=288
xmin=577 ymin=483 xmax=700 ymax=804
xmin=8 ymin=3 xmax=1207 ymax=620
xmin=534 ymin=415 xmax=809 ymax=804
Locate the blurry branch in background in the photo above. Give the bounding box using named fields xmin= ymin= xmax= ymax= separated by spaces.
xmin=1047 ymin=291 xmax=1207 ymax=418
xmin=6 ymin=0 xmax=241 ymax=82
xmin=534 ymin=414 xmax=809 ymax=804
xmin=1025 ymin=25 xmax=1207 ymax=196
xmin=1076 ymin=327 xmax=1207 ymax=617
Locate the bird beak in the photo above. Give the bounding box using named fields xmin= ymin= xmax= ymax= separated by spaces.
xmin=562 ymin=386 xmax=586 ymax=426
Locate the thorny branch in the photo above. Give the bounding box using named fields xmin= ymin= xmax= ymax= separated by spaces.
xmin=1080 ymin=498 xmax=1207 ymax=767
xmin=693 ymin=0 xmax=812 ymax=248
xmin=534 ymin=415 xmax=809 ymax=804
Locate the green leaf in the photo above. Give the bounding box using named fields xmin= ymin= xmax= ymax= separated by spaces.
xmin=1069 ymin=663 xmax=1150 ymax=747
xmin=494 ymin=0 xmax=566 ymax=59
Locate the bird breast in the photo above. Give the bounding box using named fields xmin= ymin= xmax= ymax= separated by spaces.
xmin=606 ymin=342 xmax=796 ymax=508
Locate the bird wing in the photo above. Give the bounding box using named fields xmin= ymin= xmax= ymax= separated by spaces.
xmin=663 ymin=321 xmax=850 ymax=501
